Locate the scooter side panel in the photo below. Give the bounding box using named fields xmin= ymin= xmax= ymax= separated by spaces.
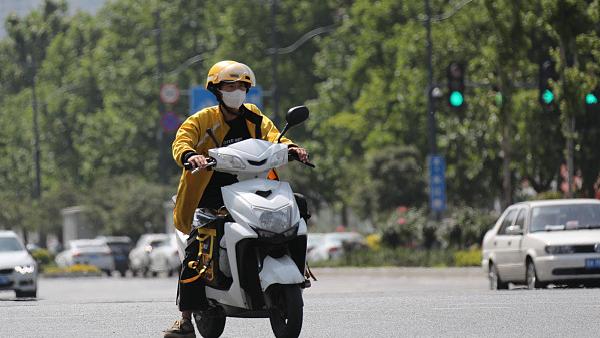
xmin=205 ymin=221 xmax=257 ymax=308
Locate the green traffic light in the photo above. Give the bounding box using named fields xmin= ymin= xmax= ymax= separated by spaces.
xmin=542 ymin=89 xmax=554 ymax=104
xmin=586 ymin=93 xmax=598 ymax=105
xmin=449 ymin=91 xmax=464 ymax=107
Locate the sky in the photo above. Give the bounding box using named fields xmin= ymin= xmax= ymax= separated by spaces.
xmin=0 ymin=0 xmax=107 ymax=38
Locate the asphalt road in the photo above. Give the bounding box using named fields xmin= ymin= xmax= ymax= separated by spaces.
xmin=1 ymin=267 xmax=600 ymax=337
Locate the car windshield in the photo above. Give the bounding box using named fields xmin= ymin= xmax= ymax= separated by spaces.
xmin=530 ymin=204 xmax=600 ymax=232
xmin=0 ymin=237 xmax=25 ymax=252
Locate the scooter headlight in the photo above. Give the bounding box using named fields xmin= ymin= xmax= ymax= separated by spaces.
xmin=254 ymin=206 xmax=292 ymax=234
xmin=215 ymin=154 xmax=246 ymax=169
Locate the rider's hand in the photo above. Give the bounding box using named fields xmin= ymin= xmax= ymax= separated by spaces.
xmin=289 ymin=147 xmax=309 ymax=163
xmin=187 ymin=154 xmax=211 ymax=170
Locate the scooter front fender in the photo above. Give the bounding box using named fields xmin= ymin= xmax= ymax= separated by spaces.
xmin=259 ymin=255 xmax=304 ymax=291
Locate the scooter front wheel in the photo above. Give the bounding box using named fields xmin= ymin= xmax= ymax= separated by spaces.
xmin=193 ymin=309 xmax=226 ymax=338
xmin=269 ymin=284 xmax=303 ymax=338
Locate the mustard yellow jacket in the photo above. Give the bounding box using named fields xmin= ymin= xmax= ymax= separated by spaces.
xmin=172 ymin=104 xmax=295 ymax=234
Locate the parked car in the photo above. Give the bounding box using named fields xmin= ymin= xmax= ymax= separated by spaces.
xmin=55 ymin=239 xmax=115 ymax=275
xmin=97 ymin=236 xmax=132 ymax=277
xmin=482 ymin=199 xmax=600 ymax=290
xmin=129 ymin=233 xmax=169 ymax=277
xmin=307 ymin=233 xmax=326 ymax=259
xmin=0 ymin=231 xmax=38 ymax=298
xmin=148 ymin=234 xmax=180 ymax=277
xmin=307 ymin=232 xmax=365 ymax=262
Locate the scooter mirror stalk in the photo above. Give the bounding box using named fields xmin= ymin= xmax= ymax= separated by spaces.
xmin=277 ymin=105 xmax=309 ymax=143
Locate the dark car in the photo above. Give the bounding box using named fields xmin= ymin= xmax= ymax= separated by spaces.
xmin=97 ymin=236 xmax=133 ymax=277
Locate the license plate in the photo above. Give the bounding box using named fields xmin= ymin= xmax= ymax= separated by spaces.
xmin=585 ymin=258 xmax=600 ymax=269
xmin=0 ymin=276 xmax=9 ymax=285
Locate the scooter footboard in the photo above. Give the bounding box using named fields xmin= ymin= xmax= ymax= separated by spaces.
xmin=259 ymin=255 xmax=305 ymax=291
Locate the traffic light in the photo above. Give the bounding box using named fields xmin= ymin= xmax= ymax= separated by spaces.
xmin=447 ymin=62 xmax=465 ymax=110
xmin=539 ymin=59 xmax=557 ymax=113
xmin=586 ymin=88 xmax=599 ymax=114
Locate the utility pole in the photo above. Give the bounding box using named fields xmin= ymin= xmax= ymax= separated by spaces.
xmin=270 ymin=0 xmax=280 ymax=126
xmin=31 ymin=56 xmax=41 ymax=200
xmin=155 ymin=9 xmax=167 ymax=184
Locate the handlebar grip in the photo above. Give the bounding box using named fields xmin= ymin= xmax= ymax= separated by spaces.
xmin=288 ymin=153 xmax=316 ymax=168
xmin=183 ymin=157 xmax=217 ymax=174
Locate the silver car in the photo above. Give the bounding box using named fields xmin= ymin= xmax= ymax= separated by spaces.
xmin=129 ymin=233 xmax=169 ymax=277
xmin=148 ymin=234 xmax=180 ymax=277
xmin=482 ymin=199 xmax=600 ymax=289
xmin=0 ymin=231 xmax=38 ymax=298
xmin=55 ymin=239 xmax=115 ymax=275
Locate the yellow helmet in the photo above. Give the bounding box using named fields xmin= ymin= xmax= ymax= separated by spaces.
xmin=205 ymin=60 xmax=256 ymax=89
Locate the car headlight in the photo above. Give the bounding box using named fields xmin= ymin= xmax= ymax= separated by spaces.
xmin=254 ymin=206 xmax=292 ymax=234
xmin=15 ymin=265 xmax=35 ymax=274
xmin=216 ymin=154 xmax=246 ymax=169
xmin=269 ymin=148 xmax=288 ymax=167
xmin=545 ymin=245 xmax=575 ymax=254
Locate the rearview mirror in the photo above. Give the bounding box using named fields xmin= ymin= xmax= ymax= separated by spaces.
xmin=285 ymin=106 xmax=309 ymax=127
xmin=506 ymin=225 xmax=523 ymax=235
xmin=277 ymin=105 xmax=309 ymax=143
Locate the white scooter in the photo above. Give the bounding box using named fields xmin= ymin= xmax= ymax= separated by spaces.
xmin=175 ymin=106 xmax=314 ymax=338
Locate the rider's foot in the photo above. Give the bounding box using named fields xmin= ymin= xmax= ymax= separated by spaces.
xmin=163 ymin=318 xmax=196 ymax=338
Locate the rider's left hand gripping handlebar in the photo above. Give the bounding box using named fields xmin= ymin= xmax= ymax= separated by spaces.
xmin=288 ymin=151 xmax=316 ymax=168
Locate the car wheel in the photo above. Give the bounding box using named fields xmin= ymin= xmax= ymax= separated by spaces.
xmin=489 ymin=262 xmax=508 ymax=290
xmin=526 ymin=260 xmax=546 ymax=289
xmin=15 ymin=289 xmax=37 ymax=298
xmin=119 ymin=270 xmax=127 ymax=277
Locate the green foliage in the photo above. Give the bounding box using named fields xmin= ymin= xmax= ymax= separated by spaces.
xmin=84 ymin=175 xmax=170 ymax=239
xmin=314 ymin=246 xmax=480 ymax=268
xmin=43 ymin=263 xmax=101 ymax=277
xmin=453 ymin=248 xmax=483 ymax=267
xmin=380 ymin=207 xmax=428 ymax=248
xmin=439 ymin=207 xmax=497 ymax=249
xmin=1 ymin=0 xmax=600 ymax=243
xmin=30 ymin=248 xmax=54 ymax=267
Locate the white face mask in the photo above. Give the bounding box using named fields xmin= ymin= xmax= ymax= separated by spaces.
xmin=220 ymin=89 xmax=246 ymax=109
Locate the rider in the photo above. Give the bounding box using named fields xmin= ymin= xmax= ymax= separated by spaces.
xmin=164 ymin=60 xmax=309 ymax=338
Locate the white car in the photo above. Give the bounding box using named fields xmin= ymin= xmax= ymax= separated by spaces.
xmin=307 ymin=232 xmax=365 ymax=262
xmin=148 ymin=234 xmax=180 ymax=277
xmin=0 ymin=231 xmax=38 ymax=298
xmin=482 ymin=199 xmax=600 ymax=289
xmin=55 ymin=239 xmax=115 ymax=275
xmin=129 ymin=233 xmax=170 ymax=277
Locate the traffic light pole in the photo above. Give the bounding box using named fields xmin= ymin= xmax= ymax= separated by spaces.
xmin=425 ymin=0 xmax=437 ymax=156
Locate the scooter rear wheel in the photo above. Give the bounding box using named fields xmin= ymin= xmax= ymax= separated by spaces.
xmin=193 ymin=309 xmax=226 ymax=338
xmin=269 ymin=284 xmax=303 ymax=338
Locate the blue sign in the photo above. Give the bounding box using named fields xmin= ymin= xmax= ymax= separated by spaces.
xmin=189 ymin=85 xmax=263 ymax=115
xmin=428 ymin=155 xmax=447 ymax=212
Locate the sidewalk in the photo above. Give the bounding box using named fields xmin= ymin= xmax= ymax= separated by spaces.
xmin=312 ymin=266 xmax=483 ymax=278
